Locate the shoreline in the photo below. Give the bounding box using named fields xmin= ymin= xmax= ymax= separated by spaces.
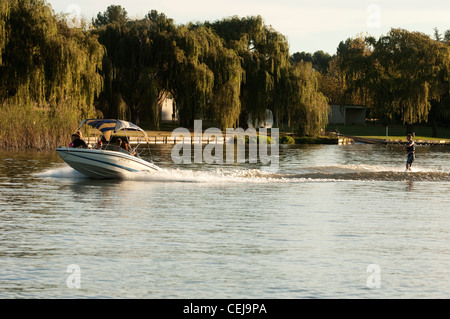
xmin=346 ymin=136 xmax=450 ymax=146
xmin=3 ymin=124 xmax=450 ymax=150
xmin=0 ymin=131 xmax=352 ymax=150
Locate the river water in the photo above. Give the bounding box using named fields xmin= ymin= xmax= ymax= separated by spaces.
xmin=1 ymin=143 xmax=450 ymax=298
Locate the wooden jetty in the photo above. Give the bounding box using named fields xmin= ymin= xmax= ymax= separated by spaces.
xmin=86 ymin=136 xmax=228 ymax=145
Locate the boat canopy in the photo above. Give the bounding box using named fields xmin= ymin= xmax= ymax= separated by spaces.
xmin=79 ymin=119 xmax=148 ymax=142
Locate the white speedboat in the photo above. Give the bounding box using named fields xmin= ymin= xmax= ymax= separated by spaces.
xmin=56 ymin=119 xmax=161 ymax=179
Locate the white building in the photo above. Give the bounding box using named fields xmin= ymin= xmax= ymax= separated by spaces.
xmin=159 ymin=95 xmax=177 ymax=122
xmin=247 ymin=109 xmax=274 ymax=128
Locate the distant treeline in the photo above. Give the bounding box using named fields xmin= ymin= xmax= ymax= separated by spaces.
xmin=1 ymin=1 xmax=449 ymax=149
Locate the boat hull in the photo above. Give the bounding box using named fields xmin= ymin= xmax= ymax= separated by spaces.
xmin=56 ymin=147 xmax=161 ymax=179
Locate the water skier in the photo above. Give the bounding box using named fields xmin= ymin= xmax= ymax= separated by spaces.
xmin=404 ymin=134 xmax=415 ymax=171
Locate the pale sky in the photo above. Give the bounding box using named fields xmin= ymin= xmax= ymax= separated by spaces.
xmin=48 ymin=0 xmax=449 ymax=55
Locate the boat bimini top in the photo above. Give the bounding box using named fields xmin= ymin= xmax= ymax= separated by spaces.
xmin=80 ymin=119 xmax=148 ymax=143
xmin=78 ymin=119 xmax=151 ymax=155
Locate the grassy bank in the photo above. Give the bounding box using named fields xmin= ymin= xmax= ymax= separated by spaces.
xmin=328 ymin=124 xmax=450 ymax=142
xmin=156 ymin=123 xmax=450 ymax=145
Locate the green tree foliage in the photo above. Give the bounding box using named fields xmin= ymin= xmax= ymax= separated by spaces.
xmin=94 ymin=11 xmax=328 ymax=134
xmin=184 ymin=23 xmax=244 ymax=129
xmin=209 ymin=16 xmax=288 ymax=126
xmin=0 ymin=0 xmax=104 ymax=149
xmin=285 ymin=62 xmax=329 ymax=136
xmin=335 ymin=35 xmax=374 ymax=108
xmin=3 ymin=2 xmax=450 ymax=149
xmin=1 ymin=2 xmax=332 ymax=149
xmin=93 ymin=4 xmax=128 ymax=28
xmin=290 ymin=50 xmax=331 ymax=74
xmin=94 ymin=16 xmax=158 ymax=125
xmin=94 ymin=9 xmax=244 ymax=130
xmin=336 ymin=29 xmax=450 ymax=128
xmin=208 ymin=15 xmax=328 ymax=135
xmin=316 ymin=57 xmax=347 ymax=106
xmin=0 ymin=0 xmax=11 ymax=66
xmin=290 ymin=52 xmax=313 ymax=64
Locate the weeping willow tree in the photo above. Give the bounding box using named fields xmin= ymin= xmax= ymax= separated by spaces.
xmin=184 ymin=24 xmax=244 ymax=129
xmin=95 ymin=9 xmax=245 ymax=130
xmin=94 ymin=16 xmax=159 ymax=126
xmin=209 ymin=16 xmax=280 ymax=126
xmin=337 ymin=29 xmax=450 ymax=130
xmin=0 ymin=0 xmax=10 ymax=66
xmin=286 ymin=62 xmax=329 ymax=136
xmin=93 ymin=9 xmax=329 ymax=134
xmin=208 ymin=15 xmax=328 ymax=135
xmin=260 ymin=25 xmax=291 ymax=128
xmin=208 ymin=43 xmax=244 ymax=130
xmin=168 ymin=25 xmax=215 ymax=128
xmin=0 ymin=0 xmax=104 ymax=149
xmin=145 ymin=12 xmax=244 ymax=130
xmin=335 ymin=35 xmax=375 ymax=111
xmin=372 ymin=29 xmax=450 ymax=126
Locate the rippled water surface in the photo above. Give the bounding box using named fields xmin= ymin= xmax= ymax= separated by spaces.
xmin=1 ymin=143 xmax=450 ymax=298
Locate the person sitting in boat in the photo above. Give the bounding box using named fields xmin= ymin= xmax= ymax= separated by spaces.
xmin=96 ymin=139 xmax=103 ymax=149
xmin=112 ymin=138 xmax=125 ymax=152
xmin=121 ymin=138 xmax=135 ymax=155
xmin=69 ymin=132 xmax=87 ymax=148
xmin=117 ymin=138 xmax=123 ymax=149
xmin=126 ymin=142 xmax=135 ymax=156
xmin=115 ymin=138 xmax=135 ymax=155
